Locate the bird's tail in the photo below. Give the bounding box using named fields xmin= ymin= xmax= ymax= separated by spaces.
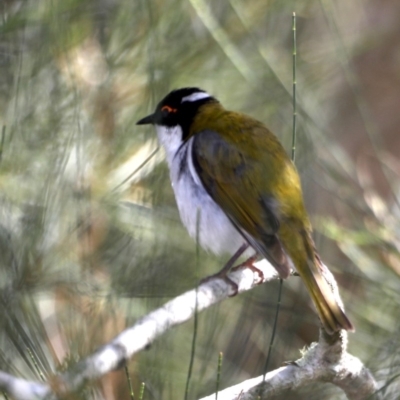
xmin=298 ymin=230 xmax=354 ymax=334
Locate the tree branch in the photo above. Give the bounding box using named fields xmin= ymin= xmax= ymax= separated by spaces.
xmin=0 ymin=260 xmax=378 ymax=400
xmin=199 ymin=330 xmax=380 ymax=400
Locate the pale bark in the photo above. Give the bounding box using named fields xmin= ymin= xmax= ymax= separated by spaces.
xmin=0 ymin=260 xmax=378 ymax=400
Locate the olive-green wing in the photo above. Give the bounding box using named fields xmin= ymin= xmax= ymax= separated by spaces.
xmin=191 ymin=129 xmax=291 ymax=278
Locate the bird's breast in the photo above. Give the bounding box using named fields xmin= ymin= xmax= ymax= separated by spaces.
xmin=168 ymin=138 xmax=247 ymax=256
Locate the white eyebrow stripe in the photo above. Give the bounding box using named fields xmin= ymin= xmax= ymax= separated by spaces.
xmin=181 ymin=92 xmax=211 ymax=103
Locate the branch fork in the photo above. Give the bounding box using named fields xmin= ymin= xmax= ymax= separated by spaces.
xmin=0 ymin=260 xmax=378 ymax=400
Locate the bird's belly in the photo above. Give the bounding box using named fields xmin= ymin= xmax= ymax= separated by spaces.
xmin=171 ymin=170 xmax=247 ymax=256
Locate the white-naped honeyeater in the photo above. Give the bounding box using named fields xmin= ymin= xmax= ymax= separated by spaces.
xmin=137 ymin=87 xmax=354 ymax=334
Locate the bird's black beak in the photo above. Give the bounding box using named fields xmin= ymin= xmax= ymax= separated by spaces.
xmin=136 ymin=113 xmax=155 ymax=125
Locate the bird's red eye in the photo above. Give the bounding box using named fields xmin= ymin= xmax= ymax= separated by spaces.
xmin=161 ymin=105 xmax=177 ymax=113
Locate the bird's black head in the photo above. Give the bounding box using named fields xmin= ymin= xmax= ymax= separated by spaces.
xmin=137 ymin=87 xmax=216 ymax=140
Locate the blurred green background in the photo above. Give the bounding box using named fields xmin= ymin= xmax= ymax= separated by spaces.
xmin=1 ymin=0 xmax=400 ymax=399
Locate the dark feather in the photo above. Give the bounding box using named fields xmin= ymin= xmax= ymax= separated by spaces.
xmin=192 ymin=129 xmax=291 ymax=278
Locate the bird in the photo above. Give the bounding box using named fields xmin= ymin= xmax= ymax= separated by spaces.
xmin=137 ymin=87 xmax=353 ymax=334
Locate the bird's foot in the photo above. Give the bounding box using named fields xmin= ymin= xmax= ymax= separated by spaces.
xmin=200 ymin=272 xmax=239 ymax=297
xmin=232 ymin=256 xmax=264 ymax=284
xmin=200 ymin=243 xmax=250 ymax=296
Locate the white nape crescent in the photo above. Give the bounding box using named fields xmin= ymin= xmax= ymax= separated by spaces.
xmin=181 ymin=91 xmax=211 ymax=103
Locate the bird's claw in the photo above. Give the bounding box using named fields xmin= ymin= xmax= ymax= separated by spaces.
xmin=200 ymin=273 xmax=239 ymax=297
xmin=232 ymin=256 xmax=264 ymax=285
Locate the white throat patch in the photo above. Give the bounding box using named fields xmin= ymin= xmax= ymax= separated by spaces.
xmin=155 ymin=124 xmax=183 ymax=166
xmin=181 ymin=91 xmax=211 ymax=103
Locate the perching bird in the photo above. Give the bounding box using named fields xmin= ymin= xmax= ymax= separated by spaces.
xmin=137 ymin=87 xmax=353 ymax=334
